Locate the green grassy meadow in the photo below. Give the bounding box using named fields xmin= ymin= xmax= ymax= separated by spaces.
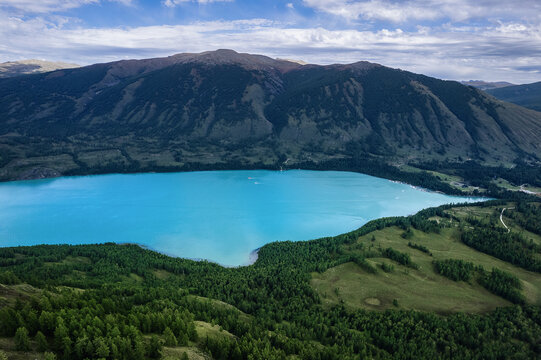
xmin=312 ymin=205 xmax=541 ymax=313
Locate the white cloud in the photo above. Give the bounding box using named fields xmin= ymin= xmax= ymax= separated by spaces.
xmin=287 ymin=3 xmax=294 ymax=9
xmin=1 ymin=5 xmax=540 ymax=83
xmin=302 ymin=0 xmax=541 ymax=23
xmin=163 ymin=0 xmax=233 ymax=7
xmin=303 ymin=0 xmax=440 ymax=22
xmin=0 ymin=0 xmax=132 ymax=13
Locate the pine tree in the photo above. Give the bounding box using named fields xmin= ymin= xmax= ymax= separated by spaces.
xmin=84 ymin=338 xmax=94 ymax=358
xmin=188 ymin=322 xmax=198 ymax=342
xmin=147 ymin=335 xmax=163 ymax=359
xmin=53 ymin=321 xmax=69 ymax=352
xmin=14 ymin=327 xmax=30 ymax=351
xmin=94 ymin=337 xmax=110 ymax=358
xmin=74 ymin=336 xmax=88 ymax=359
xmin=178 ymin=332 xmax=189 ymax=346
xmin=231 ymin=343 xmax=243 ymax=360
xmin=35 ymin=330 xmax=48 ymax=352
xmin=0 ymin=308 xmax=18 ymax=337
xmin=133 ymin=337 xmax=146 ymax=360
xmin=60 ymin=336 xmax=72 ymax=360
xmin=163 ymin=327 xmax=177 ymax=346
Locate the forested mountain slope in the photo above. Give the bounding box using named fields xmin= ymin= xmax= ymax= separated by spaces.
xmin=1 ymin=49 xmax=540 ymax=182
xmin=487 ymin=81 xmax=541 ymax=112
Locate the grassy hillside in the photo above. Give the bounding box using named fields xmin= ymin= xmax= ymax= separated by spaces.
xmin=1 ymin=200 xmax=541 ymax=359
xmin=312 ymin=205 xmax=541 ymax=313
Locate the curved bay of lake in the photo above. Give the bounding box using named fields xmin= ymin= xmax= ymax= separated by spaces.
xmin=0 ymin=170 xmax=485 ymax=266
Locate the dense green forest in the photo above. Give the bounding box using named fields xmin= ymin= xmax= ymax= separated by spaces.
xmin=1 ymin=199 xmax=541 ymax=359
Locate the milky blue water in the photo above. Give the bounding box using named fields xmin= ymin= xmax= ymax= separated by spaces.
xmin=0 ymin=170 xmax=485 ymax=266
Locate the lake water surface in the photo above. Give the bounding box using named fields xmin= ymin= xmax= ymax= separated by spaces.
xmin=0 ymin=170 xmax=485 ymax=266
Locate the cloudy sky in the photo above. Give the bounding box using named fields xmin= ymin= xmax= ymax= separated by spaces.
xmin=1 ymin=0 xmax=540 ymax=83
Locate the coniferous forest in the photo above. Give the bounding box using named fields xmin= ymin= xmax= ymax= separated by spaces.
xmin=1 ymin=199 xmax=541 ymax=359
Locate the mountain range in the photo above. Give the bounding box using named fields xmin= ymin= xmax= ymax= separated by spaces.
xmin=0 ymin=59 xmax=79 ymax=78
xmin=0 ymin=49 xmax=540 ymax=181
xmin=487 ymin=81 xmax=541 ymax=113
xmin=460 ymin=80 xmax=514 ymax=91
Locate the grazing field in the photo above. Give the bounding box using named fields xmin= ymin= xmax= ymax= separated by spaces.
xmin=312 ymin=205 xmax=541 ymax=313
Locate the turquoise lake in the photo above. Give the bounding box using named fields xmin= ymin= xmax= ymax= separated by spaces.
xmin=0 ymin=170 xmax=485 ymax=266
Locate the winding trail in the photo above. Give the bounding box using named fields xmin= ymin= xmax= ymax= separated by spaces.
xmin=500 ymin=207 xmax=510 ymax=233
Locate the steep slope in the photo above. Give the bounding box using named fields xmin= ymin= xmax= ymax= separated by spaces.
xmin=268 ymin=65 xmax=541 ymax=162
xmin=0 ymin=50 xmax=540 ymax=181
xmin=0 ymin=59 xmax=79 ymax=78
xmin=487 ymin=81 xmax=541 ymax=112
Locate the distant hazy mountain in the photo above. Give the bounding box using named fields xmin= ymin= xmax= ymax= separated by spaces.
xmin=0 ymin=49 xmax=540 ymax=181
xmin=0 ymin=59 xmax=79 ymax=78
xmin=461 ymin=80 xmax=514 ymax=91
xmin=487 ymin=81 xmax=541 ymax=112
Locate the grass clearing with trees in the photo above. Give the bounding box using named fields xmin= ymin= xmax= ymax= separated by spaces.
xmin=312 ymin=205 xmax=541 ymax=313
